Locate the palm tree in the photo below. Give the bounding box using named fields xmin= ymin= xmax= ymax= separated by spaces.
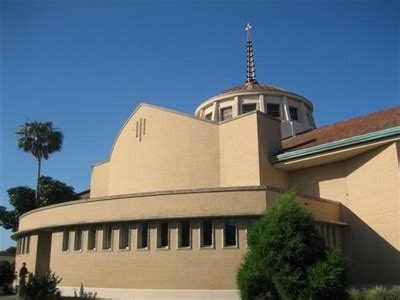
xmin=16 ymin=121 xmax=64 ymax=204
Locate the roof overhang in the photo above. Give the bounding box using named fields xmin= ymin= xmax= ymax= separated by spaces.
xmin=272 ymin=126 xmax=400 ymax=170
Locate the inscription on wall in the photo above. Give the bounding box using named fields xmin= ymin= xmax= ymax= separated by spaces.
xmin=134 ymin=118 xmax=147 ymax=142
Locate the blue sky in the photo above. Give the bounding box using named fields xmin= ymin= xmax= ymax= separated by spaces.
xmin=1 ymin=1 xmax=399 ymax=249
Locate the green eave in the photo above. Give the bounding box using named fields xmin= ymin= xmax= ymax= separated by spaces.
xmin=272 ymin=126 xmax=400 ymax=163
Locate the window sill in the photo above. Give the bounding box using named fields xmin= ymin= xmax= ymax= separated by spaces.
xmin=118 ymin=247 xmax=131 ymax=252
xmin=137 ymin=247 xmax=149 ymax=251
xmin=200 ymin=246 xmax=215 ymax=250
xmin=102 ymin=248 xmax=113 ymax=252
xmin=223 ymin=245 xmax=238 ymax=249
xmin=177 ymin=246 xmax=192 ymax=250
xmin=156 ymin=247 xmax=170 ymax=251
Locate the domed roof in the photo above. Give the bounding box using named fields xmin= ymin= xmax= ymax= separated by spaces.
xmin=220 ymin=82 xmax=286 ymax=95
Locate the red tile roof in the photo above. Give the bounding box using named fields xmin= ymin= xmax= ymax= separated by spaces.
xmin=78 ymin=189 xmax=90 ymax=199
xmin=282 ymin=106 xmax=400 ymax=151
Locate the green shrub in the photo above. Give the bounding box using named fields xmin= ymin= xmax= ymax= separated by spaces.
xmin=388 ymin=286 xmax=400 ymax=300
xmin=24 ymin=270 xmax=62 ymax=299
xmin=0 ymin=260 xmax=15 ymax=295
xmin=347 ymin=286 xmax=400 ymax=300
xmin=237 ymin=191 xmax=347 ymax=300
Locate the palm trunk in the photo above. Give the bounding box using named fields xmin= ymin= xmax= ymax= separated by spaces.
xmin=36 ymin=157 xmax=41 ymax=206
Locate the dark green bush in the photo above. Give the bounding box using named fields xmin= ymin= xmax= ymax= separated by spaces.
xmin=237 ymin=191 xmax=347 ymax=300
xmin=24 ymin=270 xmax=62 ymax=299
xmin=0 ymin=260 xmax=15 ymax=295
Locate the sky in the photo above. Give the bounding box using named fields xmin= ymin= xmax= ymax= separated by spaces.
xmin=1 ymin=1 xmax=399 ymax=249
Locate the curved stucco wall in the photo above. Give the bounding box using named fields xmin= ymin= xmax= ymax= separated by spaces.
xmin=17 ymin=187 xmax=341 ymax=236
xmin=14 ymin=187 xmax=342 ymax=291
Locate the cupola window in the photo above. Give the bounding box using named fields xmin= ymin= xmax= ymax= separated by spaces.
xmin=289 ymin=106 xmax=298 ymax=121
xmin=205 ymin=113 xmax=212 ymax=120
xmin=242 ymin=103 xmax=257 ymax=114
xmin=220 ymin=107 xmax=233 ymax=121
xmin=267 ymin=104 xmax=280 ymax=118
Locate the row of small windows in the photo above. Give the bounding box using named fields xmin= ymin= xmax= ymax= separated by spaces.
xmin=62 ymin=218 xmax=245 ymax=252
xmin=16 ymin=236 xmax=30 ymax=255
xmin=205 ymin=103 xmax=300 ymax=121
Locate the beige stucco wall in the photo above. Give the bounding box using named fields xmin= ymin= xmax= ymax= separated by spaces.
xmin=289 ymin=161 xmax=348 ymax=202
xmin=90 ymin=162 xmax=109 ymax=198
xmin=92 ymin=105 xmax=221 ymax=197
xmin=15 ymin=187 xmax=342 ymax=290
xmin=15 ymin=234 xmax=38 ymax=281
xmin=91 ymin=107 xmax=290 ymax=198
xmin=18 ymin=189 xmax=267 ymax=233
xmin=257 ymin=113 xmax=289 ymax=189
xmin=289 ymin=142 xmax=400 ymax=284
xmin=218 ymin=114 xmax=261 ymax=187
xmin=49 ymin=218 xmax=248 ymax=289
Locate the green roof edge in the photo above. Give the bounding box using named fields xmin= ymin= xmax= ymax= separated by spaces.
xmin=272 ymin=126 xmax=400 ymax=163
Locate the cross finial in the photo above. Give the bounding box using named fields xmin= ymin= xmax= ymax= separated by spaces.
xmin=245 ymin=23 xmax=252 ymax=42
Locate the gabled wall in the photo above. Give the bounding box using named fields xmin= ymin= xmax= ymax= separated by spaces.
xmin=91 ymin=105 xmax=221 ymax=197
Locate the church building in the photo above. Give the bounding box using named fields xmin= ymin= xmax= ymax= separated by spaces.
xmin=13 ymin=25 xmax=400 ymax=299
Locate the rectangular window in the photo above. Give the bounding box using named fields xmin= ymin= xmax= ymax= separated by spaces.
xmin=201 ymin=219 xmax=213 ymax=248
xmin=26 ymin=236 xmax=30 ymax=254
xmin=87 ymin=226 xmax=97 ymax=251
xmin=74 ymin=228 xmax=82 ymax=251
xmin=267 ymin=103 xmax=280 ymax=118
xmin=178 ymin=219 xmax=191 ymax=248
xmin=119 ymin=223 xmax=130 ymax=250
xmin=289 ymin=106 xmax=298 ymax=121
xmin=242 ymin=103 xmax=257 ymax=114
xmin=220 ymin=107 xmax=232 ymax=121
xmin=62 ymin=229 xmax=70 ymax=251
xmin=137 ymin=222 xmax=149 ymax=249
xmin=205 ymin=113 xmax=212 ymax=120
xmin=224 ymin=219 xmax=237 ymax=247
xmin=157 ymin=221 xmax=169 ymax=249
xmin=318 ymin=223 xmax=338 ymax=248
xmin=102 ymin=224 xmax=113 ymax=250
xmin=21 ymin=237 xmax=26 ymax=254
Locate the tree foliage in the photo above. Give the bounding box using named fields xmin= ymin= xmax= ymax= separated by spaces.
xmin=16 ymin=121 xmax=63 ymax=202
xmin=237 ymin=191 xmax=347 ymax=300
xmin=0 ymin=260 xmax=15 ymax=295
xmin=0 ymin=176 xmax=77 ymax=232
xmin=24 ymin=270 xmax=62 ymax=299
xmin=3 ymin=246 xmax=16 ymax=254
